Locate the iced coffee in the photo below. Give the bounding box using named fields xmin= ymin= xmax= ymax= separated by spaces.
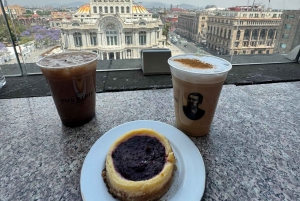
xmin=37 ymin=51 xmax=98 ymax=127
xmin=168 ymin=54 xmax=232 ymax=136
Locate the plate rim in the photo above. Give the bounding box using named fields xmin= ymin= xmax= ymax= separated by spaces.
xmin=80 ymin=120 xmax=206 ymax=201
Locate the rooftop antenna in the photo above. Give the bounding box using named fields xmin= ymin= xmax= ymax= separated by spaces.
xmin=252 ymin=0 xmax=256 ymax=11
xmin=267 ymin=0 xmax=270 ymax=11
xmin=247 ymin=0 xmax=250 ymax=11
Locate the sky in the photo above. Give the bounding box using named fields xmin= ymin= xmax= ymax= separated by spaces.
xmin=4 ymin=0 xmax=300 ymax=10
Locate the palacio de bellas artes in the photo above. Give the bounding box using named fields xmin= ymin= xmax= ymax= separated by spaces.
xmin=59 ymin=0 xmax=165 ymax=60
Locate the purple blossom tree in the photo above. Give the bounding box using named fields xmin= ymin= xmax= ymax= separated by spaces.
xmin=20 ymin=31 xmax=31 ymax=37
xmin=0 ymin=43 xmax=8 ymax=55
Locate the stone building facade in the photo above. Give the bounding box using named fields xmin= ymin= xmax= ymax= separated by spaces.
xmin=59 ymin=0 xmax=164 ymax=60
xmin=177 ymin=13 xmax=208 ymax=43
xmin=274 ymin=10 xmax=300 ymax=54
xmin=206 ymin=10 xmax=282 ymax=55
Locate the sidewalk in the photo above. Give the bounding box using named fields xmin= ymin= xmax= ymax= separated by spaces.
xmin=166 ymin=42 xmax=184 ymax=56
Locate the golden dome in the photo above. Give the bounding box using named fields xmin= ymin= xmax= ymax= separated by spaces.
xmin=132 ymin=4 xmax=149 ymax=14
xmin=75 ymin=4 xmax=90 ymax=15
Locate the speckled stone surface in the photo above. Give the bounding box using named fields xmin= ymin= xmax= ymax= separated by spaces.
xmin=0 ymin=82 xmax=300 ymax=201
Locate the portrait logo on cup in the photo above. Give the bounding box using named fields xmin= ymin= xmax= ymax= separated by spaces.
xmin=183 ymin=92 xmax=205 ymax=120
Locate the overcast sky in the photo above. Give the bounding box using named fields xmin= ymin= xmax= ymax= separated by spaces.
xmin=5 ymin=0 xmax=300 ymax=10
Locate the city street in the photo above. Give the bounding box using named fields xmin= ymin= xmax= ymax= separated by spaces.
xmin=169 ymin=31 xmax=210 ymax=55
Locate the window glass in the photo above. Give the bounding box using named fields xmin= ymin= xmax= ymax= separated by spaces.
xmin=125 ymin=32 xmax=132 ymax=44
xmin=90 ymin=32 xmax=97 ymax=46
xmin=280 ymin=43 xmax=286 ymax=49
xmin=139 ymin=31 xmax=146 ymax=45
xmin=0 ymin=12 xmax=23 ymax=76
xmin=74 ymin=32 xmax=82 ymax=47
xmin=1 ymin=0 xmax=299 ymax=75
xmin=284 ymin=24 xmax=291 ymax=29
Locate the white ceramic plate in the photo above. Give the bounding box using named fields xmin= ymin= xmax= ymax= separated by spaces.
xmin=80 ymin=120 xmax=206 ymax=201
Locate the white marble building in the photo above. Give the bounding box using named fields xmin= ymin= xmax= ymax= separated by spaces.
xmin=60 ymin=0 xmax=165 ymax=60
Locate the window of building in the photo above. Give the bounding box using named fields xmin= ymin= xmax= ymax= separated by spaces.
xmin=224 ymin=28 xmax=227 ymax=38
xmin=99 ymin=6 xmax=103 ymax=13
xmin=255 ymin=13 xmax=259 ymax=18
xmin=116 ymin=7 xmax=119 ymax=13
xmin=90 ymin=32 xmax=97 ymax=46
xmin=228 ymin=30 xmax=231 ymax=39
xmin=252 ymin=29 xmax=258 ymax=40
xmin=259 ymin=29 xmax=266 ymax=40
xmin=280 ymin=43 xmax=286 ymax=49
xmin=201 ymin=24 xmax=204 ymax=27
xmin=251 ymin=50 xmax=255 ymax=54
xmin=266 ymin=50 xmax=270 ymax=54
xmin=268 ymin=29 xmax=274 ymax=39
xmin=282 ymin=34 xmax=289 ymax=39
xmin=202 ymin=17 xmax=205 ymax=20
xmin=258 ymin=50 xmax=262 ymax=54
xmin=272 ymin=14 xmax=277 ymax=18
xmin=121 ymin=7 xmax=124 ymax=13
xmin=236 ymin=30 xmax=240 ymax=40
xmin=125 ymin=32 xmax=132 ymax=44
xmin=105 ymin=7 xmax=108 ymax=13
xmin=139 ymin=31 xmax=146 ymax=45
xmin=110 ymin=6 xmax=114 ymax=13
xmin=157 ymin=31 xmax=159 ymax=39
xmin=244 ymin=29 xmax=250 ymax=40
xmin=284 ymin=24 xmax=291 ymax=29
xmin=74 ymin=32 xmax=82 ymax=47
xmin=286 ymin=15 xmax=294 ymax=19
xmin=234 ymin=42 xmax=239 ymax=47
xmin=93 ymin=6 xmax=97 ymax=13
xmin=234 ymin=51 xmax=238 ymax=55
xmin=243 ymin=41 xmax=248 ymax=46
xmin=106 ymin=30 xmax=118 ymax=46
xmin=126 ymin=6 xmax=130 ymax=13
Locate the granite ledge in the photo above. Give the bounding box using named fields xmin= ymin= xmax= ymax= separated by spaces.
xmin=0 ymin=82 xmax=300 ymax=200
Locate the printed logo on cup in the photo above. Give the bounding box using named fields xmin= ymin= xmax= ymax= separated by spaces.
xmin=60 ymin=77 xmax=94 ymax=104
xmin=183 ymin=92 xmax=205 ymax=120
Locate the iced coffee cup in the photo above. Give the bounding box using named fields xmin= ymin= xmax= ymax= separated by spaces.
xmin=168 ymin=54 xmax=232 ymax=136
xmin=37 ymin=51 xmax=98 ymax=127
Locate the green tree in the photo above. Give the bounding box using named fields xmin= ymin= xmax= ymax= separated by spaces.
xmin=162 ymin=22 xmax=171 ymax=46
xmin=0 ymin=14 xmax=27 ymax=44
xmin=26 ymin=10 xmax=33 ymax=14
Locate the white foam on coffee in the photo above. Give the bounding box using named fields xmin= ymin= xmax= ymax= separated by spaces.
xmin=168 ymin=54 xmax=232 ymax=84
xmin=37 ymin=51 xmax=98 ymax=68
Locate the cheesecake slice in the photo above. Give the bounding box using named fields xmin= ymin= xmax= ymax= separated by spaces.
xmin=102 ymin=128 xmax=176 ymax=201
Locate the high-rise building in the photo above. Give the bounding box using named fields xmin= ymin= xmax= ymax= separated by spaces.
xmin=274 ymin=10 xmax=300 ymax=54
xmin=206 ymin=9 xmax=282 ymax=55
xmin=59 ymin=0 xmax=164 ymax=60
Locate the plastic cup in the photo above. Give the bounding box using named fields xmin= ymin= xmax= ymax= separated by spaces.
xmin=168 ymin=54 xmax=232 ymax=136
xmin=37 ymin=51 xmax=98 ymax=127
